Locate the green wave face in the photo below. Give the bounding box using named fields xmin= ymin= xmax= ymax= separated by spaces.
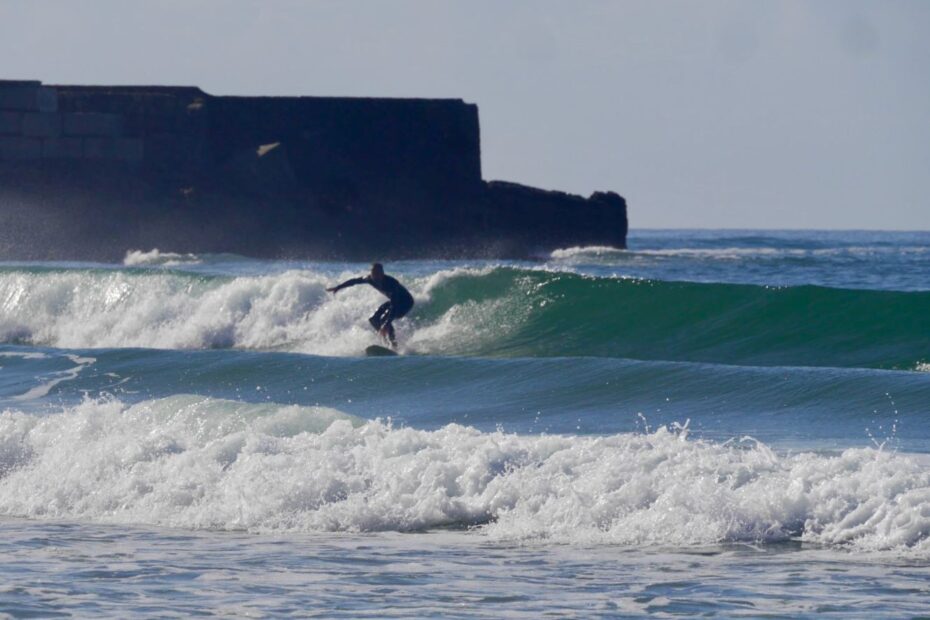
xmin=416 ymin=268 xmax=930 ymax=369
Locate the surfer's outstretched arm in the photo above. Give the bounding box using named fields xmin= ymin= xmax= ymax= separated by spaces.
xmin=326 ymin=277 xmax=368 ymax=294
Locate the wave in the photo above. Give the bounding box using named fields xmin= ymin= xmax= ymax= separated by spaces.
xmin=0 ymin=266 xmax=926 ymax=368
xmin=1 ymin=346 xmax=926 ymax=453
xmin=123 ymin=249 xmax=202 ymax=267
xmin=122 ymin=249 xmax=253 ymax=268
xmin=0 ymin=267 xmax=361 ymax=354
xmin=413 ymin=268 xmax=930 ymax=368
xmin=0 ymin=396 xmax=927 ymax=552
xmin=546 ymin=240 xmax=930 ymax=292
xmin=550 ymin=244 xmax=930 ymax=262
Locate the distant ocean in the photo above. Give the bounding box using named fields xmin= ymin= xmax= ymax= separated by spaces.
xmin=1 ymin=230 xmax=928 ymax=617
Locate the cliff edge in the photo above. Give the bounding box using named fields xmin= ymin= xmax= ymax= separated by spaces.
xmin=0 ymin=80 xmax=627 ymax=261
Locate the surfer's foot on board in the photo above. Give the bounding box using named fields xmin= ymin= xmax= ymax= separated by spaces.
xmin=379 ymin=326 xmax=397 ymax=349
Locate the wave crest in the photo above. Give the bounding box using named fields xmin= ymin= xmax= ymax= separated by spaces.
xmin=123 ymin=249 xmax=202 ymax=267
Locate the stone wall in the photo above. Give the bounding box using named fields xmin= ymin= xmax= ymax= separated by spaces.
xmin=209 ymin=96 xmax=482 ymax=202
xmin=53 ymin=85 xmax=209 ymax=178
xmin=0 ymin=80 xmax=143 ymax=163
xmin=49 ymin=84 xmax=484 ymax=202
xmin=0 ymin=78 xmax=627 ymax=260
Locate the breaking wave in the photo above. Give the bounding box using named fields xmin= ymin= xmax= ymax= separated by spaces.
xmin=123 ymin=249 xmax=202 ymax=267
xmin=0 ymin=266 xmax=926 ymax=367
xmin=0 ymin=396 xmax=927 ymax=552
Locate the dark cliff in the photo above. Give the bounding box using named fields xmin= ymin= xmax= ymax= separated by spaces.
xmin=0 ymin=80 xmax=627 ymax=260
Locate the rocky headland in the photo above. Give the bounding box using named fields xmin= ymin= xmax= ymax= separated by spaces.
xmin=0 ymin=80 xmax=627 ymax=261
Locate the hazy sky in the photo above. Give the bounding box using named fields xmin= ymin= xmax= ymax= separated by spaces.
xmin=2 ymin=0 xmax=928 ymax=229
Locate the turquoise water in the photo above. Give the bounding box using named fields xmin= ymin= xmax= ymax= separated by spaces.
xmin=0 ymin=230 xmax=928 ymax=617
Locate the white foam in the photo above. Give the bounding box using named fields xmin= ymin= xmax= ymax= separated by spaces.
xmin=13 ymin=354 xmax=96 ymax=401
xmin=414 ymin=265 xmax=497 ymax=303
xmin=0 ymin=397 xmax=927 ymax=553
xmin=407 ymin=266 xmax=532 ymax=354
xmin=0 ymin=352 xmax=49 ymax=360
xmin=550 ymin=245 xmax=930 ymax=262
xmin=549 ymin=246 xmax=627 ymax=260
xmin=0 ymin=266 xmax=521 ymax=356
xmin=123 ymin=249 xmax=202 ymax=267
xmin=634 ymin=247 xmax=786 ymax=259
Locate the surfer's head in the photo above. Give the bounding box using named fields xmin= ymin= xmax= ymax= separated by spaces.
xmin=370 ymin=262 xmax=385 ymax=282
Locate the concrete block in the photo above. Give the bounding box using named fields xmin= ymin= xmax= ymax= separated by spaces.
xmin=0 ymin=85 xmax=37 ymax=110
xmin=114 ymin=138 xmax=144 ymax=161
xmin=42 ymin=137 xmax=83 ymax=159
xmin=82 ymin=137 xmax=142 ymax=160
xmin=0 ymin=84 xmax=58 ymax=112
xmin=22 ymin=112 xmax=62 ymax=138
xmin=0 ymin=136 xmax=41 ymax=160
xmin=37 ymin=87 xmax=58 ymax=112
xmin=0 ymin=80 xmax=41 ymax=87
xmin=0 ymin=111 xmax=21 ymax=134
xmin=82 ymin=137 xmax=116 ymax=159
xmin=63 ymin=113 xmax=123 ymax=137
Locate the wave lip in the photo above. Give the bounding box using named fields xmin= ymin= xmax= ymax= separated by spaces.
xmin=0 ymin=397 xmax=928 ymax=553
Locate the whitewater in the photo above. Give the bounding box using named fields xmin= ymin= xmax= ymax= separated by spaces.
xmin=1 ymin=230 xmax=929 ymax=617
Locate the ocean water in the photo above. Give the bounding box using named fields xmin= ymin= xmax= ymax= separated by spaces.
xmin=1 ymin=229 xmax=928 ymax=618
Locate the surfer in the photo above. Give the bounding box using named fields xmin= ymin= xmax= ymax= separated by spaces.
xmin=327 ymin=263 xmax=414 ymax=348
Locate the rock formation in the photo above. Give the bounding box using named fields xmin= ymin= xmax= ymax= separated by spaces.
xmin=0 ymin=79 xmax=627 ymax=260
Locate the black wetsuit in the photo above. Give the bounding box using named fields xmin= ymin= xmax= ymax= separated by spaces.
xmin=331 ymin=274 xmax=414 ymax=346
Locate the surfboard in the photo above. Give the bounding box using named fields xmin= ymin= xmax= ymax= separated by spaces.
xmin=365 ymin=344 xmax=398 ymax=357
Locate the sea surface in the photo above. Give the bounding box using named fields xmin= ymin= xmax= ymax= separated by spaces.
xmin=1 ymin=229 xmax=928 ymax=618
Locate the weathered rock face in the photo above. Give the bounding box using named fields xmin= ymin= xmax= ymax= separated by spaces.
xmin=480 ymin=182 xmax=628 ymax=254
xmin=0 ymin=79 xmax=626 ymax=261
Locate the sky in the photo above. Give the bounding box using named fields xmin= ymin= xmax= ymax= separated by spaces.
xmin=2 ymin=0 xmax=928 ymax=229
